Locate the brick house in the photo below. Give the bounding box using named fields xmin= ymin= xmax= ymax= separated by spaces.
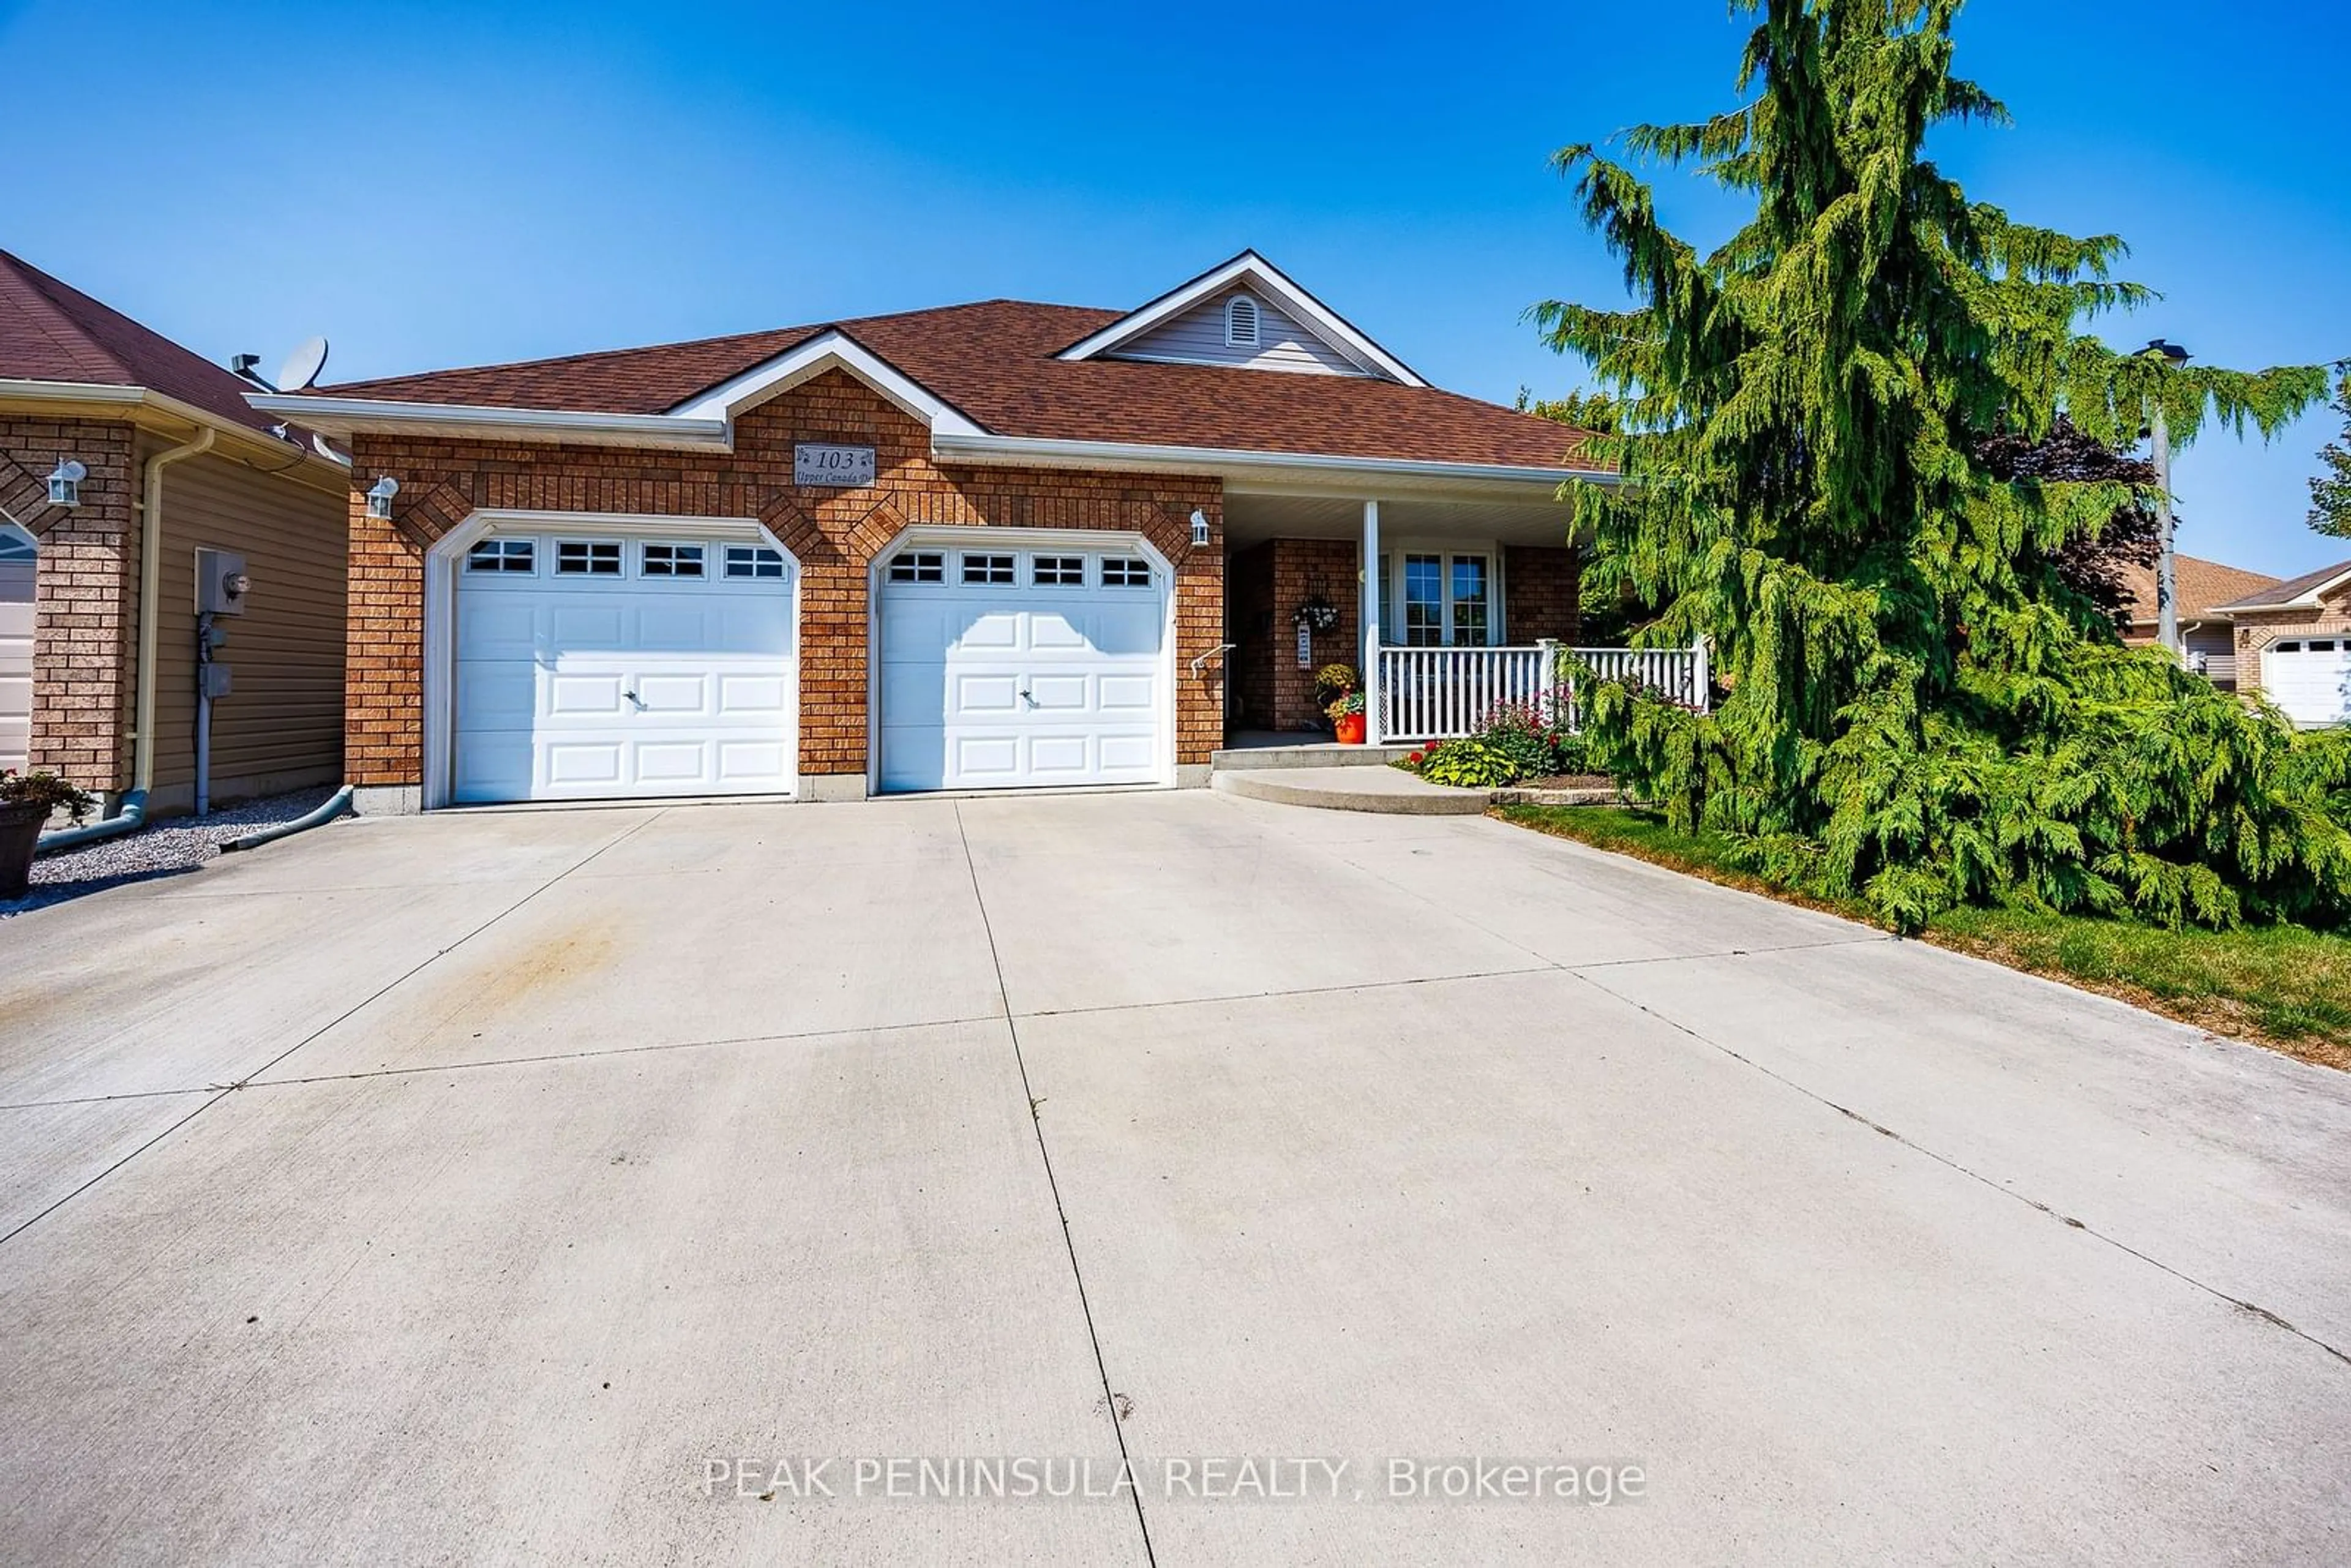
xmin=1 ymin=250 xmax=350 ymax=817
xmin=2212 ymin=558 xmax=2351 ymax=726
xmin=2114 ymin=553 xmax=2282 ymax=690
xmin=258 ymin=253 xmax=1610 ymax=811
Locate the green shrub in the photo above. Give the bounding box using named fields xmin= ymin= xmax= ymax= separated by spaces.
xmin=1418 ymin=740 xmax=1517 ymax=789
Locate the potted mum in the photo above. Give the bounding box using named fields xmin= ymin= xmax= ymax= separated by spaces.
xmin=1 ymin=770 xmax=95 ymax=899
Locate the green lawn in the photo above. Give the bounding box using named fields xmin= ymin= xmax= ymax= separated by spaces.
xmin=1496 ymin=805 xmax=2351 ymax=1071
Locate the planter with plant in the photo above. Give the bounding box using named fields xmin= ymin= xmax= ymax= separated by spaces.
xmin=1 ymin=770 xmax=96 ymax=899
xmin=1327 ymin=689 xmax=1367 ymax=745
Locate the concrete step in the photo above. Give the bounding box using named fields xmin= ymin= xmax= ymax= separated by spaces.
xmin=1209 ymin=741 xmax=1420 ymax=770
xmin=1211 ymin=766 xmax=1491 ymax=816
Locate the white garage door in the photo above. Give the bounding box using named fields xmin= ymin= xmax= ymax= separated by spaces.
xmin=452 ymin=531 xmax=797 ymax=803
xmin=0 ymin=528 xmax=33 ymax=775
xmin=876 ymin=539 xmax=1168 ymax=792
xmin=2263 ymin=638 xmax=2351 ymax=727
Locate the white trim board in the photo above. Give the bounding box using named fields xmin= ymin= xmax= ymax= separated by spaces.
xmin=666 ymin=329 xmax=986 ymax=435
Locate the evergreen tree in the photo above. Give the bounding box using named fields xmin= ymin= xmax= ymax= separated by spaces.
xmin=2311 ymin=373 xmax=2351 ymax=539
xmin=1535 ymin=0 xmax=2345 ymax=931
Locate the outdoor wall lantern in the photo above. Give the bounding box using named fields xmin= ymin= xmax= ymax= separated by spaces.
xmin=1190 ymin=508 xmax=1210 ymax=548
xmin=47 ymin=459 xmax=86 ymax=507
xmin=366 ymin=475 xmax=400 ymax=519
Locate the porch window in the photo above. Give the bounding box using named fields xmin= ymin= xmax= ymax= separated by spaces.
xmin=1397 ymin=550 xmax=1496 ymax=647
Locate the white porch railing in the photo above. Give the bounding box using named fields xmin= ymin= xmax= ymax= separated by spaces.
xmin=1376 ymin=637 xmax=1711 ymax=741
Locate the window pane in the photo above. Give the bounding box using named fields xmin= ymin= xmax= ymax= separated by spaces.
xmin=642 ymin=542 xmax=704 ymax=578
xmin=555 ymin=540 xmax=620 ymax=575
xmin=1403 ymin=555 xmax=1443 ymax=647
xmin=1033 ymin=555 xmax=1085 ymax=586
xmin=888 ymin=551 xmax=943 ymax=583
xmin=1450 ymin=556 xmax=1488 ymax=646
xmin=466 ymin=538 xmax=534 ymax=574
xmin=725 ymin=546 xmax=786 ymax=579
xmin=1102 ymin=557 xmax=1151 ymax=587
xmin=962 ymin=553 xmax=1015 ymax=585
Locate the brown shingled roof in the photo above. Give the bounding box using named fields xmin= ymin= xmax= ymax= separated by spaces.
xmin=2208 ymin=557 xmax=2351 ymax=612
xmin=316 ymin=299 xmax=1607 ymax=472
xmin=0 ymin=249 xmax=283 ymax=435
xmin=2117 ymin=553 xmax=2283 ymax=626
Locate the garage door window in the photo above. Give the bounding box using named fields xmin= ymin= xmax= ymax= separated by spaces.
xmin=641 ymin=542 xmax=705 ymax=579
xmin=1033 ymin=555 xmax=1086 ymax=586
xmin=962 ymin=553 xmax=1016 ymax=585
xmin=888 ymin=551 xmax=944 ymax=583
xmin=556 ymin=540 xmax=623 ymax=576
xmin=726 ymin=546 xmax=787 ymax=580
xmin=467 ymin=538 xmax=535 ymax=574
xmin=1102 ymin=557 xmax=1152 ymax=587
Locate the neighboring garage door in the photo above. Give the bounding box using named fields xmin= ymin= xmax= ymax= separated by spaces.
xmin=0 ymin=527 xmax=32 ymax=775
xmin=876 ymin=538 xmax=1168 ymax=792
xmin=2262 ymin=638 xmax=2351 ymax=727
xmin=452 ymin=530 xmax=797 ymax=803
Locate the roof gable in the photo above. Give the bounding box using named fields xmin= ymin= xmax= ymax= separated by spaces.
xmin=2210 ymin=557 xmax=2351 ymax=614
xmin=1054 ymin=252 xmax=1425 ymax=386
xmin=1111 ymin=284 xmax=1376 ymax=378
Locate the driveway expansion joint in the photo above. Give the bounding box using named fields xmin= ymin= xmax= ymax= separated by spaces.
xmin=1570 ymin=965 xmax=2351 ymax=1373
xmin=953 ymin=800 xmax=1160 ymax=1568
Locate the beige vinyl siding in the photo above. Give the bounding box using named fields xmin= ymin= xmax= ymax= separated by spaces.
xmin=148 ymin=446 xmax=347 ymax=809
xmin=1113 ymin=287 xmax=1378 ymax=377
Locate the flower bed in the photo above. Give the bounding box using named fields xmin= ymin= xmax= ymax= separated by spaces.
xmin=1392 ymin=696 xmax=1610 ymax=789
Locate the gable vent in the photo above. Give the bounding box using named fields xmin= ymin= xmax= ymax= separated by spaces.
xmin=1224 ymin=294 xmax=1261 ymax=348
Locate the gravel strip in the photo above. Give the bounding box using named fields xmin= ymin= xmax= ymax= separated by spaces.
xmin=4 ymin=787 xmax=345 ymax=915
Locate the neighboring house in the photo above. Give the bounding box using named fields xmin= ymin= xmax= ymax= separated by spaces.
xmin=256 ymin=252 xmax=1610 ymax=811
xmin=2212 ymin=559 xmax=2351 ymax=727
xmin=0 ymin=250 xmax=351 ymax=815
xmin=2114 ymin=553 xmax=2281 ymax=690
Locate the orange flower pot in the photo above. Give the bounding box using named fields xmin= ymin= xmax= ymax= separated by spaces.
xmin=1334 ymin=712 xmax=1367 ymax=745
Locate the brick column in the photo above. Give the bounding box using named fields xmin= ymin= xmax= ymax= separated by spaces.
xmin=2 ymin=418 xmax=140 ymax=794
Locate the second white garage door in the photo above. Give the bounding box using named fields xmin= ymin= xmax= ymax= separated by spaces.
xmin=2262 ymin=638 xmax=2351 ymax=727
xmin=876 ymin=539 xmax=1169 ymax=792
xmin=452 ymin=531 xmax=797 ymax=803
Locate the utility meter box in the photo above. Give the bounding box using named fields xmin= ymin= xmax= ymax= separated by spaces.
xmin=195 ymin=548 xmax=250 ymax=616
xmin=201 ymin=664 xmax=233 ymax=698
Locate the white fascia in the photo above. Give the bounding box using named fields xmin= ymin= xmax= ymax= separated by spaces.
xmin=249 ymin=393 xmax=731 ymax=451
xmin=667 ymin=330 xmax=984 ymax=435
xmin=1052 ymin=250 xmax=1429 ymax=388
xmin=930 ymin=429 xmax=1612 ymax=500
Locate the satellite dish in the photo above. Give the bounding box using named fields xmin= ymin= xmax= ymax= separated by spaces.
xmin=276 ymin=336 xmax=329 ymax=392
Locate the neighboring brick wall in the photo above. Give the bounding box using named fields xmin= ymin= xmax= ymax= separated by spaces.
xmin=1 ymin=418 xmax=139 ymax=791
xmin=1504 ymin=544 xmax=1580 ymax=644
xmin=345 ymin=370 xmax=1225 ymax=786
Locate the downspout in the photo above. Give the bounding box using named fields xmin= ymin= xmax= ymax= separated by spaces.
xmin=37 ymin=426 xmax=216 ymax=853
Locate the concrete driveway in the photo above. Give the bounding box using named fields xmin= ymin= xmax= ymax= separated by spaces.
xmin=2 ymin=792 xmax=2347 ymax=1565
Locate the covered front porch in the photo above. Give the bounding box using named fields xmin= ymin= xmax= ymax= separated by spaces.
xmin=1221 ymin=489 xmax=1706 ymax=745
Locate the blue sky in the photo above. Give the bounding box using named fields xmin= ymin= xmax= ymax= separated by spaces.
xmin=6 ymin=1 xmax=2344 ymax=575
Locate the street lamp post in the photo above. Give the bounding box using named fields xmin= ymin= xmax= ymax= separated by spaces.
xmin=2146 ymin=338 xmax=2191 ymax=656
